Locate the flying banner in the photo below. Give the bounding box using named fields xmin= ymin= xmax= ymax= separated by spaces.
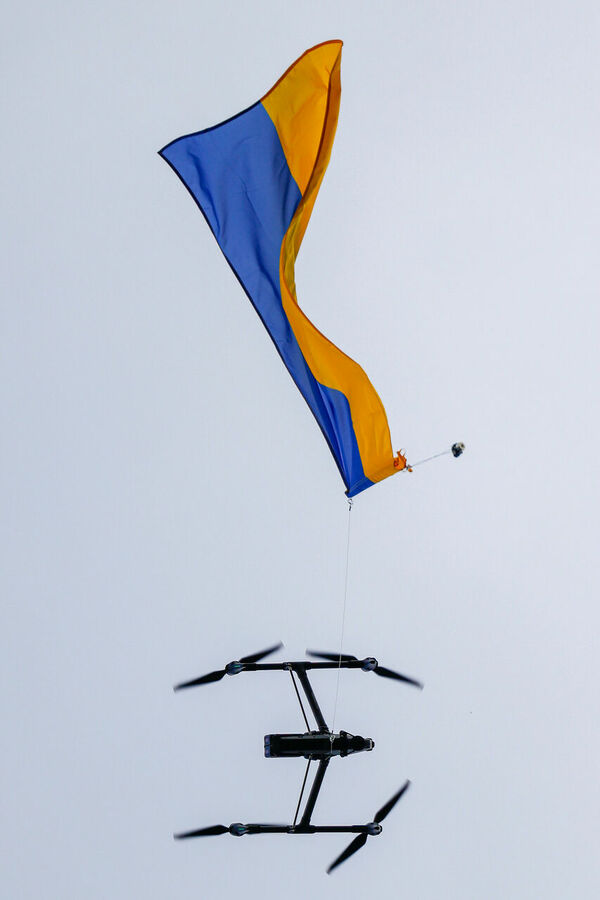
xmin=160 ymin=40 xmax=406 ymax=496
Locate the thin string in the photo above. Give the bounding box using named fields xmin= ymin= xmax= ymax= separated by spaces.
xmin=330 ymin=498 xmax=353 ymax=738
xmin=403 ymin=448 xmax=452 ymax=469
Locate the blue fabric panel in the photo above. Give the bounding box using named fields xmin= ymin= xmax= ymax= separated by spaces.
xmin=160 ymin=103 xmax=370 ymax=493
xmin=317 ymin=383 xmax=373 ymax=496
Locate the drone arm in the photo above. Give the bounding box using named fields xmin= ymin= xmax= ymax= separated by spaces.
xmin=288 ymin=669 xmax=312 ymax=731
xmin=295 ymin=668 xmax=329 ymax=732
xmin=244 ymin=823 xmax=371 ymax=834
xmin=299 ymin=758 xmax=330 ymax=826
xmin=176 ymin=821 xmax=378 ymax=837
xmin=239 ymin=660 xmax=364 ymax=672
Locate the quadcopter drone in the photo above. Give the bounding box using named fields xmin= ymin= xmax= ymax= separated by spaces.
xmin=173 ymin=643 xmax=422 ymax=873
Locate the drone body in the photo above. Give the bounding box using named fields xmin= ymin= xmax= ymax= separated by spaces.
xmin=174 ymin=644 xmax=422 ymax=873
xmin=264 ymin=731 xmax=374 ymax=758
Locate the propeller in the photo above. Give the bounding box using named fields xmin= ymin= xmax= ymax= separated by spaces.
xmin=306 ymin=650 xmax=423 ymax=689
xmin=327 ymin=833 xmax=367 ymax=871
xmin=374 ymin=780 xmax=411 ymax=823
xmin=307 ymin=650 xmax=358 ymax=662
xmin=174 ymin=822 xmax=287 ymax=839
xmin=372 ymin=665 xmax=423 ymax=689
xmin=327 ymin=781 xmax=411 ymax=874
xmin=174 ymin=642 xmax=283 ymax=691
xmin=174 ymin=825 xmax=228 ymax=838
xmin=238 ymin=643 xmax=283 ymax=664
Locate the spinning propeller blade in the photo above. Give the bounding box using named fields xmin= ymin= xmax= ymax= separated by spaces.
xmin=174 ymin=669 xmax=226 ymax=690
xmin=174 ymin=642 xmax=283 ymax=691
xmin=327 ymin=833 xmax=367 ymax=874
xmin=307 ymin=649 xmax=422 ymax=689
xmin=240 ymin=642 xmax=283 ymax=664
xmin=306 ymin=650 xmax=357 ymax=662
xmin=373 ymin=666 xmax=423 ymax=689
xmin=174 ymin=825 xmax=228 ymax=838
xmin=375 ymin=780 xmax=411 ymax=823
xmin=175 ymin=822 xmax=288 ymax=839
xmin=327 ymin=781 xmax=411 ymax=874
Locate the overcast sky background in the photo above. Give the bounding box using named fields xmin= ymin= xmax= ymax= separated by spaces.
xmin=3 ymin=2 xmax=599 ymax=898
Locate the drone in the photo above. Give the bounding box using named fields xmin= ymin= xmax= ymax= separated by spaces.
xmin=173 ymin=643 xmax=422 ymax=873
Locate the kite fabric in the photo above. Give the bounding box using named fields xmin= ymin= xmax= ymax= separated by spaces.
xmin=159 ymin=40 xmax=407 ymax=497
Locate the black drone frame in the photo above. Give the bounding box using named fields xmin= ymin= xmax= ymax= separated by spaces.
xmin=174 ymin=644 xmax=421 ymax=873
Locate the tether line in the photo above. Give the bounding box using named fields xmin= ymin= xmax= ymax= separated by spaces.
xmin=330 ymin=498 xmax=353 ymax=738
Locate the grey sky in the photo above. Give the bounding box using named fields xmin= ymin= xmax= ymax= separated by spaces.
xmin=2 ymin=2 xmax=599 ymax=898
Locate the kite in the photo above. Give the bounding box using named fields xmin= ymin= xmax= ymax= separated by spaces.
xmin=159 ymin=40 xmax=408 ymax=497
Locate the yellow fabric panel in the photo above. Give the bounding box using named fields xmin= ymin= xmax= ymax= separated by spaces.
xmin=262 ymin=41 xmax=342 ymax=197
xmin=265 ymin=42 xmax=398 ymax=486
